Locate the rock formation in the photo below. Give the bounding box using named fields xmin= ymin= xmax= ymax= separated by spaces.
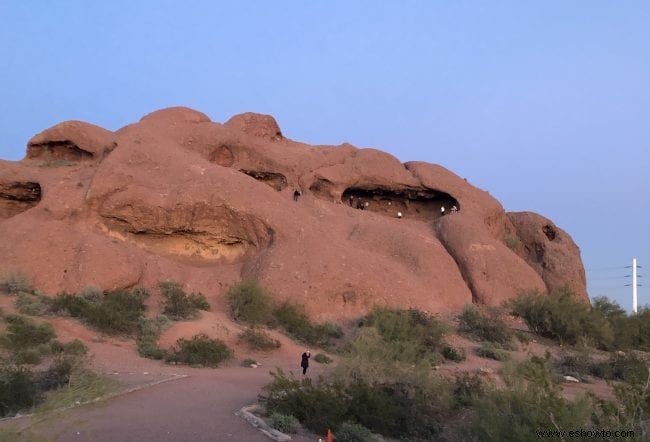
xmin=0 ymin=107 xmax=588 ymax=321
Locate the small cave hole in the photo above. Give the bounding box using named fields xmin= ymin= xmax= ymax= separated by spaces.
xmin=542 ymin=225 xmax=557 ymax=241
xmin=27 ymin=140 xmax=93 ymax=162
xmin=0 ymin=181 xmax=42 ymax=218
xmin=341 ymin=187 xmax=459 ymax=221
xmin=239 ymin=170 xmax=288 ymax=191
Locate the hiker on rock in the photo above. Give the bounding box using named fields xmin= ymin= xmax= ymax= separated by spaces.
xmin=293 ymin=190 xmax=301 ymax=201
xmin=301 ymin=350 xmax=311 ymax=375
xmin=440 ymin=206 xmax=446 ymax=216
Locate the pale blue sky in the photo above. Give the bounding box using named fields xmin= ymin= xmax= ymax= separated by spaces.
xmin=1 ymin=1 xmax=648 ymax=310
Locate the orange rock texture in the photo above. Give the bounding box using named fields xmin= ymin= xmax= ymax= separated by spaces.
xmin=0 ymin=107 xmax=587 ymax=321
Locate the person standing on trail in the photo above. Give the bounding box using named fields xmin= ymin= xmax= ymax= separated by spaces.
xmin=301 ymin=350 xmax=311 ymax=375
xmin=293 ymin=190 xmax=301 ymax=201
xmin=440 ymin=206 xmax=446 ymax=216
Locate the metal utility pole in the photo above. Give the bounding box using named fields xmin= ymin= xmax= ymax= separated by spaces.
xmin=633 ymin=257 xmax=638 ymax=314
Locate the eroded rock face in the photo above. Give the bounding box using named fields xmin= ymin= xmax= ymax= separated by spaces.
xmin=0 ymin=107 xmax=589 ymax=320
xmin=26 ymin=121 xmax=116 ymax=163
xmin=507 ymin=212 xmax=588 ymax=301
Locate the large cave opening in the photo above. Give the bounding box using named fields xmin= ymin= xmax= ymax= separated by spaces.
xmin=0 ymin=181 xmax=42 ymax=219
xmin=341 ymin=187 xmax=459 ymax=221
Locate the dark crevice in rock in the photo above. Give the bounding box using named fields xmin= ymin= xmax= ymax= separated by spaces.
xmin=341 ymin=187 xmax=459 ymax=221
xmin=542 ymin=224 xmax=557 ymax=241
xmin=239 ymin=170 xmax=288 ymax=191
xmin=27 ymin=140 xmax=94 ymax=162
xmin=0 ymin=181 xmax=42 ymax=218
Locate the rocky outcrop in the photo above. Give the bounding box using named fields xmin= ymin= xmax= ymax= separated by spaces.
xmin=507 ymin=212 xmax=588 ymax=300
xmin=0 ymin=107 xmax=589 ymax=320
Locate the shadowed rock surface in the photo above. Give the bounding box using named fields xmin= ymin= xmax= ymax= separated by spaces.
xmin=0 ymin=107 xmax=588 ymax=320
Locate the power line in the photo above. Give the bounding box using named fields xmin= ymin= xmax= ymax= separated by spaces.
xmin=586 ymin=266 xmax=627 ymax=271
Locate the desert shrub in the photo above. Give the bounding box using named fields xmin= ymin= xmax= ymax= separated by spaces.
xmin=2 ymin=315 xmax=55 ymax=350
xmin=314 ymin=353 xmax=332 ymax=364
xmin=164 ymin=334 xmax=232 ymax=367
xmin=260 ymin=370 xmax=350 ymax=434
xmin=510 ymin=288 xmax=614 ymax=348
xmin=593 ymin=297 xmax=650 ymax=351
xmin=475 ymin=343 xmax=510 ymax=361
xmin=188 ymin=292 xmax=210 ymax=311
xmin=79 ymin=285 xmax=103 ymax=303
xmin=62 ymin=339 xmax=87 ymax=356
xmin=590 ymin=354 xmax=649 ymax=384
xmin=0 ymin=270 xmax=31 ymax=295
xmin=269 ymin=412 xmax=300 ymax=434
xmin=49 ymin=292 xmax=89 ymax=317
xmin=335 ymin=421 xmax=374 ymax=442
xmin=14 ymin=349 xmax=44 ymax=365
xmin=458 ymin=304 xmax=513 ymax=346
xmin=15 ymin=292 xmax=50 ymax=316
xmin=262 ymin=366 xmax=449 ymax=439
xmin=273 ymin=302 xmax=342 ymax=348
xmin=442 ymin=345 xmax=466 ymax=362
xmin=555 ymin=351 xmax=595 ymax=380
xmin=37 ymin=357 xmax=73 ymax=391
xmin=137 ymin=315 xmax=170 ymax=360
xmin=0 ymin=365 xmax=40 ymax=417
xmin=453 ymin=371 xmax=486 ymax=406
xmin=228 ymin=279 xmax=273 ymax=325
xmin=241 ymin=358 xmax=257 ymax=368
xmin=471 ymin=355 xmax=595 ymax=440
xmin=514 ymin=329 xmax=532 ymax=344
xmin=159 ymin=281 xmax=207 ymax=320
xmin=83 ymin=288 xmax=148 ymax=334
xmin=238 ymin=327 xmax=281 ymax=351
xmin=51 ymin=288 xmax=148 ymax=335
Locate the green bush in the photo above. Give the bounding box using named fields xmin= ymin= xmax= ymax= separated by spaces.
xmin=2 ymin=315 xmax=55 ymax=350
xmin=159 ymin=281 xmax=207 ymax=320
xmin=37 ymin=357 xmax=73 ymax=391
xmin=83 ymin=288 xmax=148 ymax=334
xmin=510 ymin=288 xmax=614 ymax=348
xmin=164 ymin=334 xmax=232 ymax=367
xmin=15 ymin=292 xmax=50 ymax=316
xmin=50 ymin=288 xmax=148 ymax=335
xmin=442 ymin=345 xmax=466 ymax=362
xmin=137 ymin=316 xmax=170 ymax=360
xmin=0 ymin=365 xmax=40 ymax=417
xmin=593 ymin=297 xmax=650 ymax=351
xmin=471 ymin=355 xmax=595 ymax=440
xmin=0 ymin=270 xmax=31 ymax=295
xmin=590 ymin=354 xmax=649 ymax=384
xmin=458 ymin=304 xmax=513 ymax=346
xmin=228 ymin=280 xmax=273 ymax=325
xmin=261 ymin=368 xmax=448 ymax=439
xmin=62 ymin=339 xmax=87 ymax=356
xmin=314 ymin=353 xmax=332 ymax=364
xmin=269 ymin=412 xmax=300 ymax=434
xmin=475 ymin=343 xmax=510 ymax=361
xmin=49 ymin=292 xmax=89 ymax=317
xmin=14 ymin=348 xmax=44 ymax=365
xmin=453 ymin=371 xmax=485 ymax=406
xmin=188 ymin=292 xmax=210 ymax=311
xmin=273 ymin=302 xmax=342 ymax=348
xmin=335 ymin=421 xmax=374 ymax=442
xmin=514 ymin=330 xmax=532 ymax=344
xmin=238 ymin=327 xmax=281 ymax=351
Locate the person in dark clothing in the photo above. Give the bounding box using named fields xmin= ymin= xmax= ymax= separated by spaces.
xmin=301 ymin=350 xmax=311 ymax=375
xmin=356 ymin=199 xmax=365 ymax=210
xmin=293 ymin=190 xmax=301 ymax=201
